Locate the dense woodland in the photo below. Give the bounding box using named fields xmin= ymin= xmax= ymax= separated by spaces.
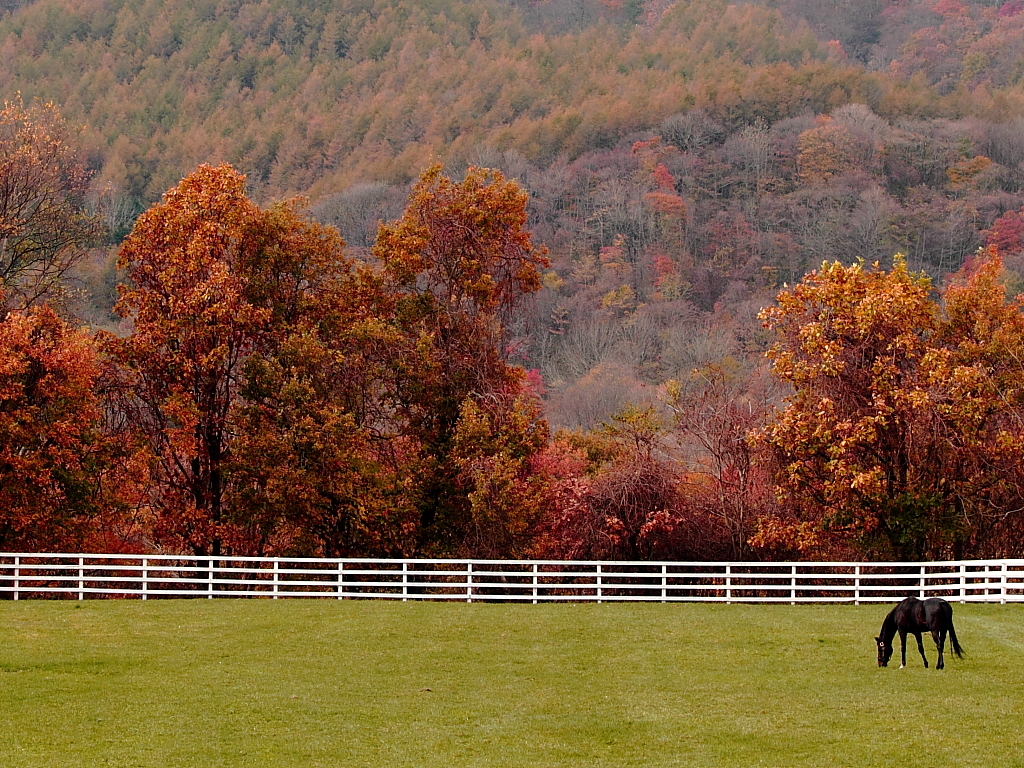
xmin=4 ymin=0 xmax=1024 ymax=561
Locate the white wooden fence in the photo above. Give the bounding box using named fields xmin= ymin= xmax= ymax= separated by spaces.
xmin=0 ymin=554 xmax=1022 ymax=603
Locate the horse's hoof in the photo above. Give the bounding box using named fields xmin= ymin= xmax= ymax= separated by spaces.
xmin=899 ymin=664 xmax=905 ymax=669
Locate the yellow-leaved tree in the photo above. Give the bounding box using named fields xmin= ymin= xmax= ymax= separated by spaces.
xmin=754 ymin=249 xmax=1024 ymax=559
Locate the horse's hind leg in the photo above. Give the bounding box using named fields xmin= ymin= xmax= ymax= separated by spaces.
xmin=933 ymin=629 xmax=946 ymax=670
xmin=915 ymin=632 xmax=928 ymax=668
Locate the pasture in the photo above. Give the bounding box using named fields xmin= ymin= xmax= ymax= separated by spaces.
xmin=0 ymin=601 xmax=1020 ymax=767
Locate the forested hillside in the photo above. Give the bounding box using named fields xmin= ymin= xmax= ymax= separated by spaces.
xmin=3 ymin=0 xmax=1024 ymax=562
xmin=7 ymin=0 xmax=1024 ymax=407
xmin=1 ymin=0 xmax=1022 ymax=207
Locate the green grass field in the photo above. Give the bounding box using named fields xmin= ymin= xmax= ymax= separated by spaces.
xmin=0 ymin=600 xmax=1021 ymax=767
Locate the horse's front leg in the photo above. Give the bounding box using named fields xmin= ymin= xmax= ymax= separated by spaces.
xmin=933 ymin=629 xmax=945 ymax=670
xmin=899 ymin=629 xmax=908 ymax=668
xmin=915 ymin=632 xmax=928 ymax=668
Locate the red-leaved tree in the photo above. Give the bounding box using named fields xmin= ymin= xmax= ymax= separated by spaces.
xmin=0 ymin=305 xmax=110 ymax=550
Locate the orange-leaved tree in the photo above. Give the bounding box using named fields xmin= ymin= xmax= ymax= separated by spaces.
xmin=920 ymin=248 xmax=1024 ymax=556
xmin=230 ymin=318 xmax=420 ymax=558
xmin=373 ymin=165 xmax=550 ymax=555
xmin=110 ymin=164 xmax=359 ymax=556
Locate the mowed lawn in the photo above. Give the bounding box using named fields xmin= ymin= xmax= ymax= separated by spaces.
xmin=0 ymin=600 xmax=1021 ymax=768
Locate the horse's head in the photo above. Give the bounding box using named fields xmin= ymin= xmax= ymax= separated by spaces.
xmin=875 ymin=636 xmax=892 ymax=667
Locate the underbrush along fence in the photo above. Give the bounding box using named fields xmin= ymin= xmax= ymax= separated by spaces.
xmin=0 ymin=554 xmax=1021 ymax=603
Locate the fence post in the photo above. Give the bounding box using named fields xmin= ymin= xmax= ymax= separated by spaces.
xmin=854 ymin=565 xmax=860 ymax=605
xmin=532 ymin=563 xmax=538 ymax=604
xmin=662 ymin=564 xmax=667 ymax=603
xmin=790 ymin=565 xmax=797 ymax=605
xmin=142 ymin=558 xmax=148 ymax=600
xmin=919 ymin=563 xmax=925 ymax=598
xmin=208 ymin=559 xmax=214 ymax=599
xmin=597 ymin=564 xmax=603 ymax=603
xmin=272 ymin=559 xmax=279 ymax=599
xmin=78 ymin=557 xmax=85 ymax=601
xmin=337 ymin=560 xmax=344 ymax=600
xmin=726 ymin=564 xmax=732 ymax=604
xmin=466 ymin=562 xmax=473 ymax=603
xmin=960 ymin=563 xmax=966 ymax=603
xmin=1002 ymin=561 xmax=1008 ymax=605
xmin=13 ymin=555 xmax=19 ymax=601
xmin=402 ymin=561 xmax=408 ymax=602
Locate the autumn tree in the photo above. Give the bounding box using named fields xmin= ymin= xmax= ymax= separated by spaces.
xmin=235 ymin=165 xmax=556 ymax=559
xmin=535 ymin=406 xmax=689 ymax=560
xmin=796 ymin=116 xmax=857 ymax=184
xmin=0 ymin=305 xmax=110 ymax=550
xmin=667 ymin=365 xmax=775 ymax=560
xmin=985 ymin=207 xmax=1024 ymax=255
xmin=755 ymin=256 xmax=941 ymax=558
xmin=110 ymin=164 xmax=354 ymax=557
xmin=230 ymin=300 xmax=420 ymax=558
xmin=921 ymin=249 xmax=1024 ymax=556
xmin=372 ymin=165 xmax=550 ymax=555
xmin=588 ymin=405 xmax=685 ymax=559
xmin=451 ymin=386 xmax=551 ymax=558
xmin=0 ymin=97 xmax=102 ymax=309
xmin=755 ymin=251 xmax=1024 ymax=559
xmin=226 ymin=201 xmax=408 ymax=553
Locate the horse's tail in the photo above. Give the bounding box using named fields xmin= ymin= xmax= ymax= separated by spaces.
xmin=948 ymin=621 xmax=964 ymax=659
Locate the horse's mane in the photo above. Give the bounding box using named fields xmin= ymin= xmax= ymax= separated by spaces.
xmin=879 ymin=605 xmax=899 ymax=643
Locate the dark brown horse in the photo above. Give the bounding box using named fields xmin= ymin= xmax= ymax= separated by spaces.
xmin=875 ymin=597 xmax=963 ymax=669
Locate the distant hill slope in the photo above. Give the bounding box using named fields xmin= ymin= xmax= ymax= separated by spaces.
xmin=5 ymin=0 xmax=1024 ymax=442
xmin=2 ymin=0 xmax=1021 ymax=213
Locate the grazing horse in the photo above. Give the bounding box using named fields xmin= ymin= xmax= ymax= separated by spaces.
xmin=875 ymin=596 xmax=963 ymax=669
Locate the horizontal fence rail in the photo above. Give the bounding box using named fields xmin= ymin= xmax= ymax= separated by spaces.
xmin=0 ymin=555 xmax=1021 ymax=603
